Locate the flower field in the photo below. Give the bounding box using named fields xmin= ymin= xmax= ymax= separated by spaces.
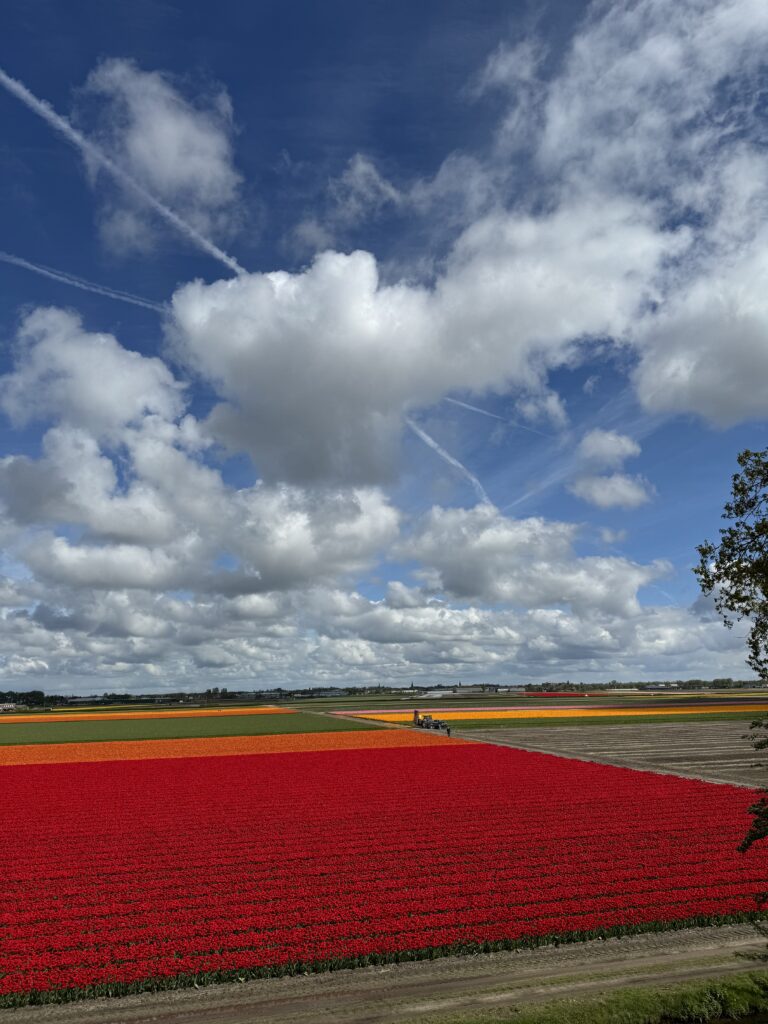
xmin=0 ymin=706 xmax=297 ymax=724
xmin=0 ymin=708 xmax=379 ymax=746
xmin=341 ymin=703 xmax=768 ymax=723
xmin=2 ymin=735 xmax=768 ymax=1006
xmin=0 ymin=725 xmax=458 ymax=765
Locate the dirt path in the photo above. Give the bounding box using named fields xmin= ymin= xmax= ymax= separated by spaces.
xmin=4 ymin=924 xmax=766 ymax=1024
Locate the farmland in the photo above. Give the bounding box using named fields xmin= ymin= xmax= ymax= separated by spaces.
xmin=3 ymin=719 xmax=768 ymax=1007
xmin=462 ymin=720 xmax=768 ymax=787
xmin=0 ymin=709 xmax=377 ymax=746
xmin=286 ymin=689 xmax=768 ymax=712
xmin=2 ymin=924 xmax=766 ymax=1024
xmin=336 ymin=695 xmax=768 ymax=729
xmin=4 ymin=697 xmax=768 ymax=1020
xmin=0 ymin=726 xmax=456 ymax=766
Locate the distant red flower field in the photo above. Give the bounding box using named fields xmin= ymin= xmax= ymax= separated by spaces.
xmin=2 ymin=743 xmax=767 ymax=1002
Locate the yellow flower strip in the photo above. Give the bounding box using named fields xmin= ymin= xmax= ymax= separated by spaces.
xmin=0 ymin=728 xmax=466 ymax=766
xmin=0 ymin=707 xmax=296 ymax=725
xmin=345 ymin=704 xmax=768 ymax=723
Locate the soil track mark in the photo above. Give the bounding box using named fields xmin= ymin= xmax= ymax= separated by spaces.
xmin=3 ymin=924 xmax=764 ymax=1024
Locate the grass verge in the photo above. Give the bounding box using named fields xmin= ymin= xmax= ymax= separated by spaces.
xmin=2 ymin=912 xmax=766 ymax=1010
xmin=421 ymin=970 xmax=768 ymax=1024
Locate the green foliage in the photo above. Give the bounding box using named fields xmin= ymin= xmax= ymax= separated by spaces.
xmin=739 ymin=717 xmax=768 ymax=854
xmin=695 ymin=450 xmax=768 ymax=855
xmin=695 ymin=448 xmax=768 ymax=680
xmin=0 ymin=689 xmax=48 ymax=705
xmin=439 ymin=972 xmax=768 ymax=1024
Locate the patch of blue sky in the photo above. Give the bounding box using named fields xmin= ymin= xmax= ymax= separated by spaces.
xmin=213 ymin=552 xmax=239 ymax=572
xmin=0 ymin=552 xmax=32 ymax=581
xmin=52 ymin=523 xmax=87 ymax=544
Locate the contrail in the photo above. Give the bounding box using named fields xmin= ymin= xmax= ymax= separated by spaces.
xmin=444 ymin=396 xmax=554 ymax=438
xmin=444 ymin=397 xmax=505 ymax=421
xmin=646 ymin=582 xmax=676 ymax=604
xmin=406 ymin=416 xmax=491 ymax=506
xmin=0 ymin=251 xmax=165 ymax=312
xmin=501 ymin=460 xmax=577 ymax=511
xmin=0 ymin=67 xmax=246 ymax=278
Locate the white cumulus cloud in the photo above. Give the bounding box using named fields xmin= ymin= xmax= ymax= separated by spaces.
xmin=578 ymin=429 xmax=641 ymax=468
xmin=401 ymin=503 xmax=666 ymax=617
xmin=0 ymin=308 xmax=182 ymax=438
xmin=81 ymin=58 xmax=242 ymax=254
xmin=170 ymin=196 xmax=678 ymax=485
xmin=568 ymin=473 xmax=654 ymax=509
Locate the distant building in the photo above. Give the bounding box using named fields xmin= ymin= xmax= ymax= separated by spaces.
xmin=0 ymin=703 xmax=18 ymax=713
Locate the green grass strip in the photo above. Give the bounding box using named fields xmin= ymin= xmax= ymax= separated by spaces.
xmin=1 ymin=911 xmax=766 ymax=1010
xmin=425 ymin=970 xmax=768 ymax=1024
xmin=0 ymin=711 xmax=379 ymax=746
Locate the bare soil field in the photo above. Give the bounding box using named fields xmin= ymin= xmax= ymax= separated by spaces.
xmin=458 ymin=720 xmax=767 ymax=787
xmin=2 ymin=924 xmax=765 ymax=1024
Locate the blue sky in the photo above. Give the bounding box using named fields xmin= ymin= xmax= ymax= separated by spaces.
xmin=0 ymin=0 xmax=766 ymax=691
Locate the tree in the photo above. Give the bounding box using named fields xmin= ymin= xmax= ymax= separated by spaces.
xmin=739 ymin=723 xmax=768 ymax=854
xmin=695 ymin=448 xmax=768 ymax=855
xmin=694 ymin=448 xmax=768 ymax=680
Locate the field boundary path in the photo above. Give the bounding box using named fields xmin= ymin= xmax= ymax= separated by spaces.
xmin=3 ymin=924 xmax=765 ymax=1024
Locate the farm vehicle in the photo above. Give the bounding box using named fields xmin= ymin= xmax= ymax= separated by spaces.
xmin=412 ymin=711 xmax=451 ymax=735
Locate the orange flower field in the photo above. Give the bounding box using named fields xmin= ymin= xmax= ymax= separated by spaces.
xmin=0 ymin=706 xmax=295 ymax=725
xmin=0 ymin=727 xmax=463 ymax=766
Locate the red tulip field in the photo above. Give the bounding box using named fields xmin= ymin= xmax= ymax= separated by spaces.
xmin=2 ymin=737 xmax=767 ymax=1006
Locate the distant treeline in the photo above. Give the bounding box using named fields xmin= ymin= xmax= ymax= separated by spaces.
xmin=0 ymin=689 xmax=54 ymax=706
xmin=1 ymin=677 xmax=762 ymax=707
xmin=527 ymin=678 xmax=760 ymax=692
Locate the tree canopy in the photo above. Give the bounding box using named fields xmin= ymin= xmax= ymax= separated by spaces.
xmin=694 ymin=448 xmax=768 ymax=679
xmin=695 ymin=448 xmax=768 ymax=854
